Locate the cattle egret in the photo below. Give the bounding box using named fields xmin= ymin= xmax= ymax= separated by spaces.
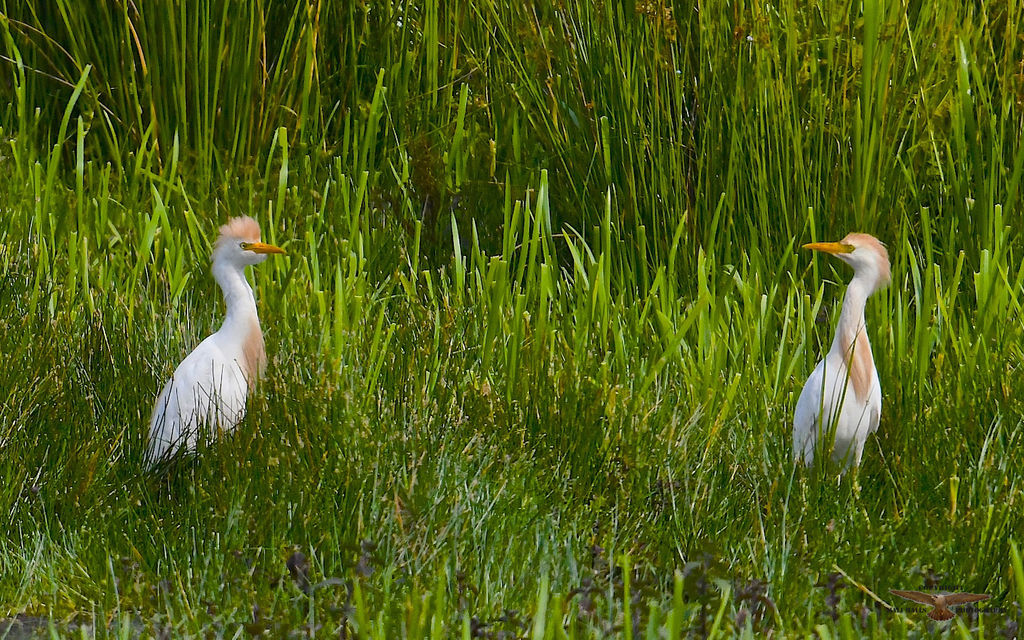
xmin=793 ymin=233 xmax=890 ymax=469
xmin=145 ymin=216 xmax=285 ymax=466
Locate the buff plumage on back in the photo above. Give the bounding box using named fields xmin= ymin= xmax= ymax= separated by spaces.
xmin=240 ymin=316 xmax=266 ymax=385
xmin=848 ymin=331 xmax=873 ymax=403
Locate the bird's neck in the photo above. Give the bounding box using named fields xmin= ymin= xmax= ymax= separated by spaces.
xmin=213 ymin=260 xmax=260 ymax=332
xmin=212 ymin=259 xmax=267 ymax=383
xmin=829 ymin=275 xmax=871 ymax=359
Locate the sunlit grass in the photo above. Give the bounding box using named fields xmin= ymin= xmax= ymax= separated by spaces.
xmin=1 ymin=0 xmax=1023 ymax=637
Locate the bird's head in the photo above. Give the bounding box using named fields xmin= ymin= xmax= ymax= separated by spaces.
xmin=213 ymin=216 xmax=286 ymax=267
xmin=804 ymin=232 xmax=891 ymax=291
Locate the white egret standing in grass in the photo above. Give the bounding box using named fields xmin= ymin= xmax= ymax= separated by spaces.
xmin=145 ymin=216 xmax=285 ymax=466
xmin=793 ymin=233 xmax=890 ymax=469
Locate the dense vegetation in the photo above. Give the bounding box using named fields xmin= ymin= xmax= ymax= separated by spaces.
xmin=1 ymin=0 xmax=1023 ymax=637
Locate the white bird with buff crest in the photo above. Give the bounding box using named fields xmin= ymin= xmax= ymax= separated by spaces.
xmin=145 ymin=216 xmax=286 ymax=466
xmin=793 ymin=232 xmax=891 ymax=469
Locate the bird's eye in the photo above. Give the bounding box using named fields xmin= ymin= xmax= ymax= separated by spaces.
xmin=239 ymin=242 xmax=248 ymax=249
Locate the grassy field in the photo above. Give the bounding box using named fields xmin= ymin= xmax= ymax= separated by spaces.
xmin=1 ymin=0 xmax=1023 ymax=637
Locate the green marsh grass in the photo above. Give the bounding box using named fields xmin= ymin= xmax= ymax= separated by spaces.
xmin=1 ymin=0 xmax=1023 ymax=637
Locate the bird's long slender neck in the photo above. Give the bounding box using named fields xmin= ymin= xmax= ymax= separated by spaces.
xmin=211 ymin=256 xmax=267 ymax=383
xmin=830 ymin=275 xmax=871 ymax=359
xmin=212 ymin=258 xmax=260 ymax=337
xmin=829 ymin=273 xmax=879 ymax=403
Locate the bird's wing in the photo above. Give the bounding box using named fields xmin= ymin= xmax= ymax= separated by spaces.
xmin=793 ymin=361 xmax=825 ymax=464
xmin=889 ymin=590 xmax=936 ymax=605
xmin=179 ymin=339 xmax=247 ymax=418
xmin=945 ymin=593 xmax=990 ymax=606
xmin=146 ymin=336 xmax=247 ymax=464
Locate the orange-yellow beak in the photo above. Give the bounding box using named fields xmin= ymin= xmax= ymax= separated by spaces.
xmin=245 ymin=241 xmax=287 ymax=255
xmin=802 ymin=241 xmax=854 ymax=255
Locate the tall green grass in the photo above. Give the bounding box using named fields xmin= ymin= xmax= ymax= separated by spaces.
xmin=1 ymin=0 xmax=1023 ymax=637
